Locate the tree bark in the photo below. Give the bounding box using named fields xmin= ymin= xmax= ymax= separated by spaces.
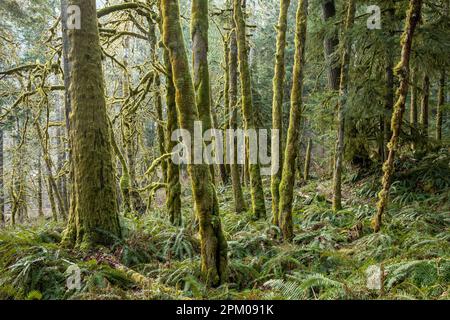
xmin=278 ymin=0 xmax=309 ymax=241
xmin=322 ymin=0 xmax=340 ymax=91
xmin=160 ymin=0 xmax=228 ymax=286
xmin=420 ymin=74 xmax=430 ymax=138
xmin=233 ymin=0 xmax=266 ymax=219
xmin=192 ymin=0 xmax=215 ymax=181
xmin=271 ymin=0 xmax=290 ymax=226
xmin=374 ymin=0 xmax=423 ymax=233
xmin=228 ymin=28 xmax=247 ymax=214
xmin=436 ymin=71 xmax=446 ymax=141
xmin=62 ymin=0 xmax=121 ymax=249
xmin=332 ymin=0 xmax=355 ymax=212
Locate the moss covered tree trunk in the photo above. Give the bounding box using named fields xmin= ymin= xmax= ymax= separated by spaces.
xmin=0 ymin=127 xmax=3 ymax=225
xmin=158 ymin=12 xmax=182 ymax=226
xmin=278 ymin=0 xmax=309 ymax=242
xmin=228 ymin=29 xmax=247 ymax=214
xmin=420 ymin=74 xmax=430 ymax=138
xmin=161 ymin=0 xmax=227 ymax=286
xmin=271 ymin=0 xmax=290 ymax=226
xmin=410 ymin=68 xmax=418 ymax=149
xmin=304 ymin=138 xmax=312 ymax=181
xmin=436 ymin=71 xmax=446 ymax=141
xmin=62 ymin=0 xmax=121 ymax=248
xmin=192 ymin=0 xmax=215 ymax=181
xmin=373 ymin=0 xmax=423 ymax=233
xmin=382 ymin=7 xmax=395 ymax=162
xmin=37 ymin=150 xmax=44 ymax=218
xmin=233 ymin=0 xmax=266 ymax=219
xmin=332 ymin=0 xmax=355 ymax=212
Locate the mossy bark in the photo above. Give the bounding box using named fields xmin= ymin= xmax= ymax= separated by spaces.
xmin=0 ymin=128 xmax=4 ymax=225
xmin=156 ymin=2 xmax=182 ymax=226
xmin=420 ymin=74 xmax=430 ymax=138
xmin=332 ymin=0 xmax=355 ymax=213
xmin=192 ymin=0 xmax=215 ymax=181
xmin=271 ymin=0 xmax=290 ymax=226
xmin=373 ymin=0 xmax=423 ymax=233
xmin=233 ymin=0 xmax=266 ymax=219
xmin=161 ymin=0 xmax=227 ymax=286
xmin=37 ymin=150 xmax=44 ymax=217
xmin=278 ymin=0 xmax=309 ymax=242
xmin=436 ymin=71 xmax=446 ymax=141
xmin=62 ymin=0 xmax=121 ymax=249
xmin=382 ymin=7 xmax=395 ymax=162
xmin=228 ymin=29 xmax=247 ymax=214
xmin=304 ymin=138 xmax=312 ymax=181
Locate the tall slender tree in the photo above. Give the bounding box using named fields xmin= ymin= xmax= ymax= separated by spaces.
xmin=192 ymin=0 xmax=215 ymax=181
xmin=374 ymin=0 xmax=423 ymax=233
xmin=271 ymin=0 xmax=290 ymax=226
xmin=332 ymin=0 xmax=355 ymax=212
xmin=278 ymin=0 xmax=309 ymax=241
xmin=233 ymin=0 xmax=266 ymax=219
xmin=420 ymin=74 xmax=430 ymax=138
xmin=161 ymin=0 xmax=227 ymax=286
xmin=436 ymin=71 xmax=446 ymax=141
xmin=228 ymin=27 xmax=247 ymax=214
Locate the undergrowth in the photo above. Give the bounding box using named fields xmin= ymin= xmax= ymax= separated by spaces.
xmin=0 ymin=152 xmax=448 ymax=300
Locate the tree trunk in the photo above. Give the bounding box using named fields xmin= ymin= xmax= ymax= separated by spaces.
xmin=192 ymin=0 xmax=215 ymax=181
xmin=382 ymin=7 xmax=395 ymax=161
xmin=0 ymin=127 xmax=3 ymax=225
xmin=160 ymin=0 xmax=228 ymax=286
xmin=62 ymin=0 xmax=121 ymax=249
xmin=410 ymin=67 xmax=418 ymax=149
xmin=374 ymin=0 xmax=423 ymax=233
xmin=420 ymin=74 xmax=430 ymax=138
xmin=332 ymin=0 xmax=355 ymax=212
xmin=436 ymin=71 xmax=445 ymax=141
xmin=304 ymin=138 xmax=312 ymax=181
xmin=158 ymin=13 xmax=182 ymax=227
xmin=228 ymin=28 xmax=247 ymax=214
xmin=322 ymin=0 xmax=340 ymax=91
xmin=38 ymin=149 xmax=44 ymax=218
xmin=278 ymin=0 xmax=309 ymax=242
xmin=271 ymin=0 xmax=290 ymax=226
xmin=233 ymin=0 xmax=266 ymax=219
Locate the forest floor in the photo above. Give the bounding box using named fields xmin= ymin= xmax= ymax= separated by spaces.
xmin=0 ymin=150 xmax=449 ymax=300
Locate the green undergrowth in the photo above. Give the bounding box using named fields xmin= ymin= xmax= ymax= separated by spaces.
xmin=0 ymin=153 xmax=448 ymax=300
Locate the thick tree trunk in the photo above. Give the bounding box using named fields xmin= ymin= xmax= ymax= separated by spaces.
xmin=161 ymin=0 xmax=227 ymax=286
xmin=374 ymin=0 xmax=423 ymax=233
xmin=228 ymin=29 xmax=247 ymax=214
xmin=233 ymin=0 xmax=266 ymax=219
xmin=62 ymin=0 xmax=121 ymax=249
xmin=436 ymin=71 xmax=445 ymax=141
xmin=271 ymin=0 xmax=290 ymax=226
xmin=278 ymin=0 xmax=309 ymax=242
xmin=332 ymin=0 xmax=355 ymax=212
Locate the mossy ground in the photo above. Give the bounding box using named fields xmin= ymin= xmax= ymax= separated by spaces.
xmin=0 ymin=151 xmax=448 ymax=300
